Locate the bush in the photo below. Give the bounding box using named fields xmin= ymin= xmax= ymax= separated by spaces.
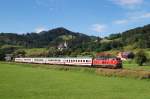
xmin=135 ymin=50 xmax=147 ymax=66
xmin=13 ymin=49 xmax=26 ymax=57
xmin=145 ymin=58 xmax=150 ymax=65
xmin=0 ymin=49 xmax=5 ymax=60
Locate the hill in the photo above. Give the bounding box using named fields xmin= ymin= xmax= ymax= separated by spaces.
xmin=0 ymin=27 xmax=92 ymax=48
xmin=121 ymin=24 xmax=150 ymax=48
xmin=107 ymin=24 xmax=150 ymax=49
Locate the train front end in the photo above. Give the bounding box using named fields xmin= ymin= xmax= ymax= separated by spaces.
xmin=92 ymin=53 xmax=122 ymax=69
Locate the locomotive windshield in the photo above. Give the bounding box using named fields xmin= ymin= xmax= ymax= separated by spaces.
xmin=96 ymin=56 xmax=116 ymax=60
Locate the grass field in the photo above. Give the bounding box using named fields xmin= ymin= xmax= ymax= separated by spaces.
xmin=0 ymin=62 xmax=150 ymax=99
xmin=123 ymin=61 xmax=150 ymax=71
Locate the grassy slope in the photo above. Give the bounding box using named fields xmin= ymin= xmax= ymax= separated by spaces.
xmin=0 ymin=62 xmax=150 ymax=99
xmin=24 ymin=48 xmax=47 ymax=56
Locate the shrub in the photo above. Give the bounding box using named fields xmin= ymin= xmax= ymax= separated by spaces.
xmin=135 ymin=50 xmax=147 ymax=66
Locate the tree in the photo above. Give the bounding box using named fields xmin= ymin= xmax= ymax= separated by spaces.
xmin=0 ymin=45 xmax=19 ymax=60
xmin=0 ymin=49 xmax=5 ymax=60
xmin=127 ymin=52 xmax=135 ymax=59
xmin=135 ymin=50 xmax=147 ymax=66
xmin=13 ymin=49 xmax=26 ymax=57
xmin=107 ymin=33 xmax=121 ymax=40
xmin=100 ymin=42 xmax=111 ymax=51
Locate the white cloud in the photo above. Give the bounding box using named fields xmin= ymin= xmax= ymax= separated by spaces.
xmin=91 ymin=24 xmax=107 ymax=32
xmin=129 ymin=12 xmax=150 ymax=20
xmin=114 ymin=12 xmax=150 ymax=25
xmin=114 ymin=19 xmax=129 ymax=24
xmin=142 ymin=13 xmax=150 ymax=18
xmin=116 ymin=0 xmax=143 ymax=5
xmin=111 ymin=0 xmax=144 ymax=8
xmin=35 ymin=0 xmax=56 ymax=11
xmin=35 ymin=27 xmax=47 ymax=33
xmin=35 ymin=0 xmax=53 ymax=7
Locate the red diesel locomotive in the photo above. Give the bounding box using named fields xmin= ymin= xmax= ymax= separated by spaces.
xmin=92 ymin=56 xmax=122 ymax=69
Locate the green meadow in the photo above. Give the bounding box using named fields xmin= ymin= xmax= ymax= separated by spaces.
xmin=0 ymin=62 xmax=150 ymax=99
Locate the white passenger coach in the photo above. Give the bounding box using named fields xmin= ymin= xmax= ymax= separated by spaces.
xmin=15 ymin=57 xmax=93 ymax=66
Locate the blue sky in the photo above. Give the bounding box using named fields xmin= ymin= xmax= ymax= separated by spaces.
xmin=0 ymin=0 xmax=150 ymax=36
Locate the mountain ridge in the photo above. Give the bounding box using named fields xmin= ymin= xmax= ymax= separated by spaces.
xmin=0 ymin=27 xmax=92 ymax=48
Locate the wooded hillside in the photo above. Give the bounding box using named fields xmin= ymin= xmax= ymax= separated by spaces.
xmin=0 ymin=24 xmax=150 ymax=59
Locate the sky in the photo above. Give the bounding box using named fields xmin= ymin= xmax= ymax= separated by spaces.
xmin=0 ymin=0 xmax=150 ymax=37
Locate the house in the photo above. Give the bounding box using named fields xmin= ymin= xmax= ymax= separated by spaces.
xmin=5 ymin=54 xmax=13 ymax=61
xmin=117 ymin=52 xmax=134 ymax=60
xmin=57 ymin=41 xmax=68 ymax=51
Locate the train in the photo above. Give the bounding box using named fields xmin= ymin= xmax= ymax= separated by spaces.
xmin=15 ymin=56 xmax=122 ymax=69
